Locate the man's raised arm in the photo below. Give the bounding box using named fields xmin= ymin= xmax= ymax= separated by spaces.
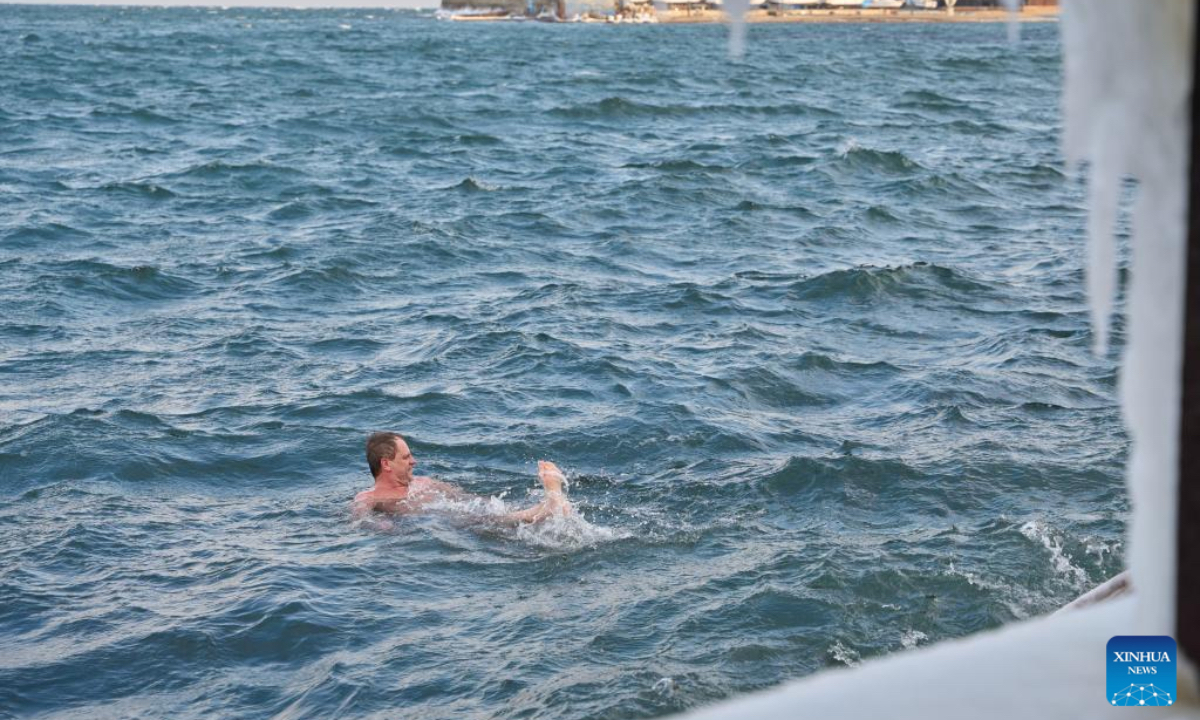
xmin=491 ymin=461 xmax=572 ymax=526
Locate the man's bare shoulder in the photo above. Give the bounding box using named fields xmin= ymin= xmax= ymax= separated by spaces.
xmin=354 ymin=478 xmax=470 ymax=518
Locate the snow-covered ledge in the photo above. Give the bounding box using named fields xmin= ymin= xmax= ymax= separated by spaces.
xmin=678 ymin=2 xmax=1198 ymax=717
xmin=682 ymin=597 xmax=1181 ymax=720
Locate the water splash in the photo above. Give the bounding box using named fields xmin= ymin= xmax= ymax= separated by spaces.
xmin=416 ymin=493 xmax=629 ymax=550
xmin=513 ymin=512 xmax=630 ymax=550
xmin=900 ymin=629 xmax=928 ymax=650
xmin=652 ymin=676 xmax=679 ymax=696
xmin=1019 ymin=519 xmax=1089 ymax=589
xmin=827 ymin=640 xmax=862 ymax=667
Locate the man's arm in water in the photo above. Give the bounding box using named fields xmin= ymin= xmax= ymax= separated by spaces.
xmin=350 ymin=489 xmax=375 ymax=519
xmin=425 ymin=478 xmax=476 ymax=501
xmin=494 ymin=500 xmax=557 ymax=526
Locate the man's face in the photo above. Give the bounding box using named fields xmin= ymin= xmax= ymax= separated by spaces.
xmin=384 ymin=436 xmax=417 ymax=482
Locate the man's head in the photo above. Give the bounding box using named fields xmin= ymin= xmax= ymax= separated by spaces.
xmin=366 ymin=431 xmax=416 ymax=483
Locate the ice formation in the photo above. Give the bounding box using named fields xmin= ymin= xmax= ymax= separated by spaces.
xmin=1061 ymin=0 xmax=1193 ymax=638
xmin=1001 ymin=0 xmax=1021 ymax=44
xmin=726 ymin=0 xmax=749 ymax=60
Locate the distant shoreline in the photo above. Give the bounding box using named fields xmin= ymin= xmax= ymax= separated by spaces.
xmin=660 ymin=6 xmax=1058 ymax=23
xmin=448 ymin=6 xmax=1060 ymax=24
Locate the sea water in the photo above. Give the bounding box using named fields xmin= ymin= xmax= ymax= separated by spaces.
xmin=0 ymin=8 xmax=1126 ymax=719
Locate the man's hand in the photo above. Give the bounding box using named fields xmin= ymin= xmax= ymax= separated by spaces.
xmin=538 ymin=460 xmax=566 ymax=495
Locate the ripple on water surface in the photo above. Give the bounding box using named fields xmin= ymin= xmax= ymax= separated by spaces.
xmin=0 ymin=8 xmax=1125 ymax=720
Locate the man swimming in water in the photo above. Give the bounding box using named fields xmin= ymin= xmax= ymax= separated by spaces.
xmin=353 ymin=431 xmax=572 ymax=524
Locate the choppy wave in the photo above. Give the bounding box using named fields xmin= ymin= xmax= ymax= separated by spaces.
xmin=786 ymin=262 xmax=994 ymax=304
xmin=37 ymin=260 xmax=203 ymax=303
xmin=830 ymin=142 xmax=923 ymax=175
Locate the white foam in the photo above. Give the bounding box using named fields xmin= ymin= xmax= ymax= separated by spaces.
xmin=1018 ymin=519 xmax=1089 ymax=589
xmin=942 ymin=557 xmax=1041 ymax=619
xmin=1083 ymin=536 xmax=1120 ymax=565
xmin=899 ymin=629 xmax=927 ymax=650
xmin=514 ymin=511 xmax=630 ymax=550
xmin=653 ymin=677 xmax=679 ymax=695
xmin=944 ymin=559 xmax=982 ymax=588
xmin=419 ymin=491 xmax=630 ymax=550
xmin=827 ymin=640 xmax=861 ymax=667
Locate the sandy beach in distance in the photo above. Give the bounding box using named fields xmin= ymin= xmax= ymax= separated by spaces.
xmin=448 ymin=6 xmax=1060 ymax=24
xmin=656 ymin=6 xmax=1058 ymax=24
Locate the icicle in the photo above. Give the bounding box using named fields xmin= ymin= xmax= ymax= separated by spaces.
xmin=726 ymin=0 xmax=749 ymax=60
xmin=1060 ymin=0 xmax=1194 ymax=638
xmin=1001 ymin=0 xmax=1020 ymax=44
xmin=1084 ymin=125 xmax=1118 ymax=355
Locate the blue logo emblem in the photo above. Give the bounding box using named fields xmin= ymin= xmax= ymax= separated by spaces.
xmin=1107 ymin=636 xmax=1176 ymax=706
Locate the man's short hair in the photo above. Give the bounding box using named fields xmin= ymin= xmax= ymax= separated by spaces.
xmin=366 ymin=432 xmax=400 ymax=477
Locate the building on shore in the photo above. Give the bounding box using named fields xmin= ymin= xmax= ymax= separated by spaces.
xmin=612 ymin=0 xmax=654 ymax=19
xmin=661 ymin=0 xmax=717 ymax=15
xmin=950 ymin=0 xmax=1058 ymax=6
xmin=757 ymin=0 xmax=1058 ymax=11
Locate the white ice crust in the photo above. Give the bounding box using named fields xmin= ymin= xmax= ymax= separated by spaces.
xmin=681 ymin=597 xmax=1194 ymax=720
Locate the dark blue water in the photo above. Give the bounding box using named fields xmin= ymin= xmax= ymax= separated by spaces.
xmin=0 ymin=7 xmax=1126 ymax=719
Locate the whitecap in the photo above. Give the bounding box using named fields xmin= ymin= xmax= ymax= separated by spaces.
xmin=900 ymin=629 xmax=927 ymax=650
xmin=1019 ymin=519 xmax=1089 ymax=588
xmin=827 ymin=640 xmax=861 ymax=667
xmin=652 ymin=676 xmax=677 ymax=695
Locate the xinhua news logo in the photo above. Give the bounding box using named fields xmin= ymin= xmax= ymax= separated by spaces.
xmin=1107 ymin=636 xmax=1176 ymax=707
